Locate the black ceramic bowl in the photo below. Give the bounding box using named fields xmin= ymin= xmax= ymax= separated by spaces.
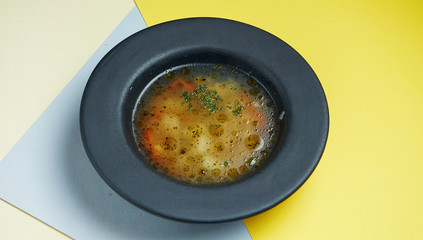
xmin=80 ymin=18 xmax=329 ymax=223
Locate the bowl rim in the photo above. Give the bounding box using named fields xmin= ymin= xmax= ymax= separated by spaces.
xmin=80 ymin=17 xmax=329 ymax=223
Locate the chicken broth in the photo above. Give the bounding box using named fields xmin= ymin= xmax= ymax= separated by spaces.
xmin=133 ymin=64 xmax=279 ymax=185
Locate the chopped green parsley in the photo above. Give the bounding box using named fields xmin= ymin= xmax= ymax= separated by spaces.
xmin=181 ymin=85 xmax=223 ymax=114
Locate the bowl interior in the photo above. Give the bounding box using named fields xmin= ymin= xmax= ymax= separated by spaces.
xmin=123 ymin=51 xmax=287 ymax=185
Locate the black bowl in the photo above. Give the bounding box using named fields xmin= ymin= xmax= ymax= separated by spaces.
xmin=80 ymin=17 xmax=329 ymax=223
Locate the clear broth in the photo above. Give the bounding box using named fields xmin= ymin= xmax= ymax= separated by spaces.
xmin=133 ymin=64 xmax=279 ymax=185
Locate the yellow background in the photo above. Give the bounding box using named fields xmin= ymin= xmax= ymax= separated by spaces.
xmin=136 ymin=0 xmax=423 ymax=239
xmin=1 ymin=0 xmax=422 ymax=238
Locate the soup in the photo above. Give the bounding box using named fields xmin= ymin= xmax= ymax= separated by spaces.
xmin=132 ymin=64 xmax=279 ymax=185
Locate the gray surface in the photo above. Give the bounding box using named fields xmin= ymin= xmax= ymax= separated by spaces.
xmin=0 ymin=7 xmax=251 ymax=240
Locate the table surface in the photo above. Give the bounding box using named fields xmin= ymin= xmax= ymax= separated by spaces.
xmin=2 ymin=0 xmax=423 ymax=239
xmin=0 ymin=1 xmax=133 ymax=239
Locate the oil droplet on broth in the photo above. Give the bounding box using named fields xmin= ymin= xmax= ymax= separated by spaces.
xmin=132 ymin=64 xmax=280 ymax=185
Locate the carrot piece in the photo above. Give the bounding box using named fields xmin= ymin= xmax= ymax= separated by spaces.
xmin=243 ymin=95 xmax=266 ymax=128
xmin=167 ymin=77 xmax=197 ymax=92
xmin=143 ymin=129 xmax=162 ymax=164
xmin=144 ymin=129 xmax=153 ymax=146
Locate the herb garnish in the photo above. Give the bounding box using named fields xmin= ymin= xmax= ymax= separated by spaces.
xmin=181 ymin=85 xmax=223 ymax=114
xmin=227 ymin=100 xmax=244 ymax=116
xmin=222 ymin=159 xmax=232 ymax=167
xmin=165 ymin=71 xmax=175 ymax=79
